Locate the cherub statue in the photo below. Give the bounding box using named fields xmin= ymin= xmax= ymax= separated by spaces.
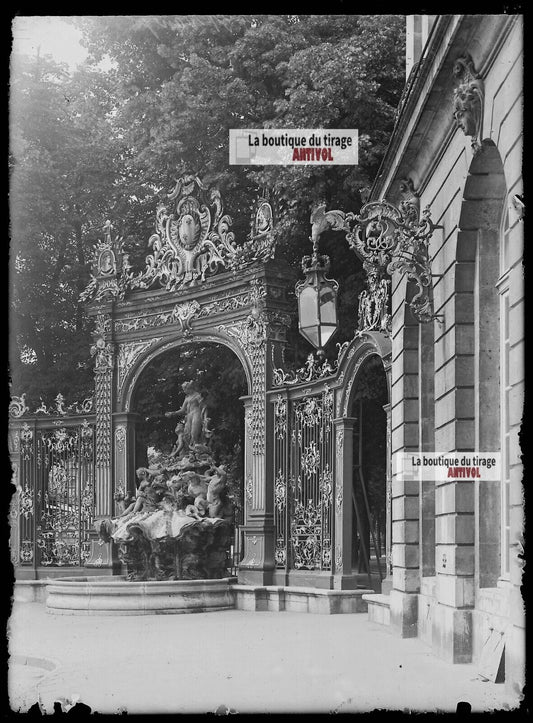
xmin=170 ymin=421 xmax=187 ymax=459
xmin=117 ymin=468 xmax=151 ymax=518
xmin=206 ymin=464 xmax=228 ymax=519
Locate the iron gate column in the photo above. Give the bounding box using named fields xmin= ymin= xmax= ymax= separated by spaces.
xmin=238 ymin=334 xmax=277 ymax=585
xmin=85 ymin=307 xmax=117 ymax=571
xmin=332 ymin=416 xmax=358 ymax=589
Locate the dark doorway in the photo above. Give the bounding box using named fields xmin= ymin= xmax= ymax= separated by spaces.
xmin=350 ymin=356 xmax=388 ymax=590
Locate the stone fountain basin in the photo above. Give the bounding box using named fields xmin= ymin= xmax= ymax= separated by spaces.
xmin=46 ymin=576 xmax=237 ymax=616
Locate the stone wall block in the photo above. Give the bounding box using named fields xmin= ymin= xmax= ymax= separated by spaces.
xmin=392 ymin=520 xmax=419 ymax=544
xmin=436 ymin=573 xmax=475 ymax=608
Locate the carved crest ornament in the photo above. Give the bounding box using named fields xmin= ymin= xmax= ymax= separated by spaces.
xmin=81 ymin=176 xmax=276 ymax=302
xmin=345 ymin=179 xmax=439 ymax=326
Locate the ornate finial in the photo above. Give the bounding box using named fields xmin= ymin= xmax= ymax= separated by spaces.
xmin=250 ymin=197 xmax=273 ymax=241
xmin=309 ymin=204 xmax=347 ymax=252
xmin=80 ymin=220 xmax=129 ymax=303
xmin=103 ymin=220 xmax=113 ymax=243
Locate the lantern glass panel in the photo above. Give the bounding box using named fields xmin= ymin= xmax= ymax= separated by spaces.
xmin=320 ymin=324 xmax=337 ymax=346
xmin=301 ymin=325 xmax=321 ymax=347
xmin=298 ymin=285 xmax=319 ymax=329
xmin=319 ymin=285 xmax=337 ymax=324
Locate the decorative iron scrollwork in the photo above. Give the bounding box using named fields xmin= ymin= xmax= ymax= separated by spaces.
xmin=9 ymin=393 xmax=94 ymax=419
xmin=20 ymin=423 xmax=34 ymax=460
xmin=126 ymin=177 xmax=276 ymax=293
xmin=273 ymin=352 xmax=337 ymax=387
xmin=8 ymin=395 xmax=29 ymax=418
xmin=220 ymin=311 xmax=267 ymax=456
xmin=301 ymin=441 xmax=320 ymax=477
xmin=290 ymin=499 xmax=323 ymax=570
xmin=274 ymin=469 xmax=286 ymax=512
xmin=321 ymin=464 xmax=333 ymax=508
xmin=274 ymin=395 xmax=287 ymax=439
xmin=290 ymin=184 xmax=439 ymax=333
xmin=345 ymin=191 xmax=438 ymax=324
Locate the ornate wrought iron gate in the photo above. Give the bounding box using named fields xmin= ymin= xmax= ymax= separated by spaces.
xmin=274 ymin=386 xmax=334 ymax=572
xmin=15 ymin=420 xmax=96 ymax=568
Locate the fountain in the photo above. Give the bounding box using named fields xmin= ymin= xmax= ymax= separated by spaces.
xmin=46 ymin=381 xmax=238 ymax=615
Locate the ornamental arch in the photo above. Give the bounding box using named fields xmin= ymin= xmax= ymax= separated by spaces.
xmin=74 ymin=176 xmax=295 ymax=581
xmin=269 ymin=330 xmax=391 ymax=590
xmin=121 ymin=332 xmax=253 ymax=415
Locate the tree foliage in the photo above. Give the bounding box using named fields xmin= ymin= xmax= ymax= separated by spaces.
xmin=10 ymin=15 xmax=405 ymax=424
xmin=9 ymin=53 xmax=128 ymax=405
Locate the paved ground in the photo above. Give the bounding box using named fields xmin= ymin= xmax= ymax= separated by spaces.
xmin=7 ymin=601 xmax=521 ymax=715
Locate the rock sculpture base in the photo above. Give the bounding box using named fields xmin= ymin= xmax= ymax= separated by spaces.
xmin=118 ymin=518 xmax=232 ymax=581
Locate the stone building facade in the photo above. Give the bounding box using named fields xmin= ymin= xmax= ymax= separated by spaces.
xmin=366 ymin=14 xmax=524 ymax=695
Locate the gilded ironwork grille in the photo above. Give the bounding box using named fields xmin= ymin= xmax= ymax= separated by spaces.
xmin=18 ymin=421 xmax=95 ymax=567
xmin=273 ymin=395 xmax=289 ymax=568
xmin=274 ymin=387 xmax=334 ymax=571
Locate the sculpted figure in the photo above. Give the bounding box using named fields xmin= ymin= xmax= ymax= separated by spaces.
xmin=166 ymin=380 xmax=208 ymax=449
xmin=206 ymin=464 xmax=227 ymax=519
xmin=170 ymin=421 xmax=187 ymax=459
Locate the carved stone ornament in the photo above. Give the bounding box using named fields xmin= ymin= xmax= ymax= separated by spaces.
xmin=452 ymin=53 xmax=484 ymax=154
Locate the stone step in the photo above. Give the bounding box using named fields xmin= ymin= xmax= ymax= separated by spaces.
xmin=233 ymin=585 xmax=374 ymax=614
xmin=362 ymin=593 xmax=391 ymax=626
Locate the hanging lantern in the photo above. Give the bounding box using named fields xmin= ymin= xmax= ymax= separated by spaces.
xmin=295 ymin=249 xmax=339 ymax=357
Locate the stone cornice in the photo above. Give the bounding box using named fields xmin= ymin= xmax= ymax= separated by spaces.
xmin=371 ymin=14 xmax=519 ymax=204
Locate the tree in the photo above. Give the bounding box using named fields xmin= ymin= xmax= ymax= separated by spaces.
xmin=9 ymin=52 xmax=132 ymax=406
xmin=10 ymin=16 xmax=406 ymax=405
xmin=76 ymin=14 xmax=405 ymax=359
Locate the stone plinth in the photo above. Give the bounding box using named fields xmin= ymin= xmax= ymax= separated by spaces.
xmin=362 ymin=593 xmax=391 ymax=626
xmin=46 ymin=576 xmax=236 ymax=615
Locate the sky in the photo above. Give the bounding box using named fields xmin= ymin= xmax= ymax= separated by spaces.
xmin=11 ymin=16 xmax=89 ymax=70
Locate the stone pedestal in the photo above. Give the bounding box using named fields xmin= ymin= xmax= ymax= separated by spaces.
xmin=390 ymin=589 xmax=418 ymax=637
xmin=84 ymin=534 xmax=121 ymax=572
